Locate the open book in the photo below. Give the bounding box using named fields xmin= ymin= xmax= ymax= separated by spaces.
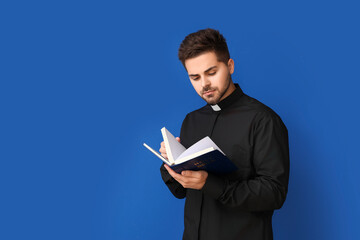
xmin=143 ymin=127 xmax=237 ymax=174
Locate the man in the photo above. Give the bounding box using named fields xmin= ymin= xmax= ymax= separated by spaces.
xmin=159 ymin=28 xmax=289 ymax=240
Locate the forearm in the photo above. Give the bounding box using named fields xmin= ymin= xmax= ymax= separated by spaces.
xmin=202 ymin=172 xmax=288 ymax=211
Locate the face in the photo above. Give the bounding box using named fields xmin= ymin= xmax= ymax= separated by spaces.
xmin=185 ymin=51 xmax=235 ymax=105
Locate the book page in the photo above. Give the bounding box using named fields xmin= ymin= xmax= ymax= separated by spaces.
xmin=143 ymin=143 xmax=172 ymax=166
xmin=176 ymin=136 xmax=225 ymax=161
xmin=161 ymin=127 xmax=186 ymax=163
xmin=175 ymin=147 xmax=214 ymax=165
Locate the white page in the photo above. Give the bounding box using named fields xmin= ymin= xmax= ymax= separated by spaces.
xmin=161 ymin=127 xmax=186 ymax=163
xmin=176 ymin=147 xmax=215 ymax=165
xmin=143 ymin=143 xmax=172 ymax=165
xmin=176 ymin=136 xmax=225 ymax=161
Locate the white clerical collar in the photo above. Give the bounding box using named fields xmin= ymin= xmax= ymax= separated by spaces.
xmin=208 ymin=83 xmax=244 ymax=112
xmin=210 ymin=104 xmax=221 ymax=111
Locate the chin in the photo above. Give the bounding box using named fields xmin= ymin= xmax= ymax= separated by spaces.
xmin=203 ymin=97 xmax=219 ymax=105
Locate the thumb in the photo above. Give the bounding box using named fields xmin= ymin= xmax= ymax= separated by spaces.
xmin=181 ymin=170 xmax=189 ymax=176
xmin=176 ymin=137 xmax=181 ymax=143
xmin=182 ymin=170 xmax=194 ymax=176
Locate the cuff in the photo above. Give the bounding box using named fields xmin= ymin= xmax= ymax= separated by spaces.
xmin=201 ymin=172 xmax=225 ymax=200
xmin=160 ymin=163 xmax=173 ymax=183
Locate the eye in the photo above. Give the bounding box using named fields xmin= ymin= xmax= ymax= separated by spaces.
xmin=208 ymin=72 xmax=216 ymax=75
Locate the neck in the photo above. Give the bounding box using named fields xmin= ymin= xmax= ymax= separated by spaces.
xmin=219 ymin=81 xmax=236 ymax=102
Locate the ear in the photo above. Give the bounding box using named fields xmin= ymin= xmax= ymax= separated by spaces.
xmin=227 ymin=58 xmax=234 ymax=74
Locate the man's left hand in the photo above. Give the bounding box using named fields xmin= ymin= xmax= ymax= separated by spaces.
xmin=164 ymin=164 xmax=208 ymax=190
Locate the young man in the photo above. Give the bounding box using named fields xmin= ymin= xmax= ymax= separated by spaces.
xmin=159 ymin=28 xmax=290 ymax=240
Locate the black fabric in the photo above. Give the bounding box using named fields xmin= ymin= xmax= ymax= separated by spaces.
xmin=160 ymin=83 xmax=290 ymax=240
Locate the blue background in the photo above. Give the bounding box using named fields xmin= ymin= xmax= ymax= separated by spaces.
xmin=1 ymin=0 xmax=359 ymax=239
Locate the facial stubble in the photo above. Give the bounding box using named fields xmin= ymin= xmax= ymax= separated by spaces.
xmin=201 ymin=74 xmax=232 ymax=105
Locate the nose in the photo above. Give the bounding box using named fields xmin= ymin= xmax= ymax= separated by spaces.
xmin=201 ymin=76 xmax=210 ymax=88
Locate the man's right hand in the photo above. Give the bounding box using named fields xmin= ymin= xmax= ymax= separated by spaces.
xmin=159 ymin=137 xmax=180 ymax=160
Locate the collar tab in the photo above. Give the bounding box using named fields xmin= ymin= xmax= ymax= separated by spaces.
xmin=208 ymin=83 xmax=244 ymax=112
xmin=210 ymin=104 xmax=221 ymax=111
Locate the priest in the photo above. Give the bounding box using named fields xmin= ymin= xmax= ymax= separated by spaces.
xmin=159 ymin=28 xmax=290 ymax=240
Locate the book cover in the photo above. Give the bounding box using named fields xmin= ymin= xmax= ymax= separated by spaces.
xmin=143 ymin=127 xmax=238 ymax=174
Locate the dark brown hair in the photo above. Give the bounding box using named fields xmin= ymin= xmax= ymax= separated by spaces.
xmin=178 ymin=28 xmax=230 ymax=68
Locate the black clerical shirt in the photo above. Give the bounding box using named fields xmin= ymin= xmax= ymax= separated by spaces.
xmin=160 ymin=83 xmax=289 ymax=240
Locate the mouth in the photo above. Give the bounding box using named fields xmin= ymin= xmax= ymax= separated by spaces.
xmin=203 ymin=90 xmax=215 ymax=96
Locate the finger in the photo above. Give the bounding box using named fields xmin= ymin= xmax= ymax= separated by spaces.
xmin=165 ymin=170 xmax=198 ymax=188
xmin=181 ymin=170 xmax=202 ymax=178
xmin=159 ymin=148 xmax=167 ymax=154
xmin=164 ymin=165 xmax=187 ymax=181
xmin=175 ymin=175 xmax=200 ymax=188
xmin=176 ymin=137 xmax=180 ymax=143
xmin=164 ymin=164 xmax=178 ymax=177
xmin=161 ymin=141 xmax=165 ymax=147
xmin=159 ymin=145 xmax=167 ymax=152
xmin=159 ymin=150 xmax=167 ymax=158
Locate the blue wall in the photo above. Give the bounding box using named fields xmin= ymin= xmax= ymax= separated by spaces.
xmin=1 ymin=0 xmax=359 ymax=239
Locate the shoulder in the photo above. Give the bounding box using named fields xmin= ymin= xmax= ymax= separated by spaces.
xmin=240 ymin=94 xmax=287 ymax=131
xmin=182 ymin=104 xmax=211 ymax=121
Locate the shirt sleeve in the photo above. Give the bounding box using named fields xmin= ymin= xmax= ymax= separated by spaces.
xmin=160 ymin=163 xmax=186 ymax=199
xmin=201 ymin=111 xmax=290 ymax=211
xmin=159 ymin=114 xmax=190 ymax=199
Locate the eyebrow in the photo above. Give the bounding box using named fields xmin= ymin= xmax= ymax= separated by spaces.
xmin=188 ymin=66 xmax=217 ymax=77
